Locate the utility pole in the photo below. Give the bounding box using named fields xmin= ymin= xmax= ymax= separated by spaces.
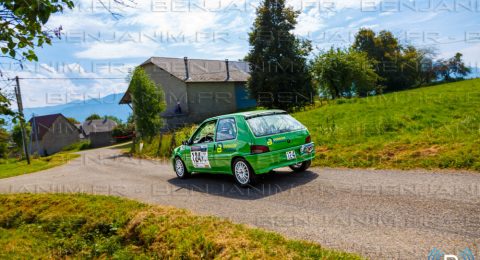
xmin=14 ymin=76 xmax=30 ymax=164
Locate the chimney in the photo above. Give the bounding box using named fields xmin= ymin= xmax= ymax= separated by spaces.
xmin=184 ymin=57 xmax=189 ymax=80
xmin=225 ymin=59 xmax=230 ymax=81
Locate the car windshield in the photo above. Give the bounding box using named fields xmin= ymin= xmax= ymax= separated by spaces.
xmin=246 ymin=114 xmax=305 ymax=137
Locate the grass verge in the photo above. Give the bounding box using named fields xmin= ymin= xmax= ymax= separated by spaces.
xmin=0 ymin=194 xmax=362 ymax=259
xmin=0 ymin=152 xmax=79 ymax=179
xmin=294 ymin=79 xmax=480 ymax=171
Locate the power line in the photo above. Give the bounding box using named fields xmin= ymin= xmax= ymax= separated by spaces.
xmin=15 ymin=77 xmax=125 ymax=80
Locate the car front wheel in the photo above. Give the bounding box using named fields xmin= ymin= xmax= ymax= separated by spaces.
xmin=174 ymin=157 xmax=190 ymax=179
xmin=232 ymin=158 xmax=256 ymax=187
xmin=289 ymin=160 xmax=311 ymax=172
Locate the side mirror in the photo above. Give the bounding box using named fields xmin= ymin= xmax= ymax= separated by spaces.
xmin=182 ymin=140 xmax=189 ymax=146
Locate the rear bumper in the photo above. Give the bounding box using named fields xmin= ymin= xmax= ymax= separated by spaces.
xmin=244 ymin=143 xmax=315 ymax=174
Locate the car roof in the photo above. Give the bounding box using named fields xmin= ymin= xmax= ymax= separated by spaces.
xmin=204 ymin=109 xmax=287 ymax=122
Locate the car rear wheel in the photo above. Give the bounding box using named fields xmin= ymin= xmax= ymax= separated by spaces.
xmin=289 ymin=160 xmax=311 ymax=172
xmin=232 ymin=158 xmax=256 ymax=187
xmin=174 ymin=157 xmax=190 ymax=179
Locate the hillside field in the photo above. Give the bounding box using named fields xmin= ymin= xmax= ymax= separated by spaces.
xmin=134 ymin=79 xmax=480 ymax=172
xmin=295 ymin=79 xmax=480 ymax=171
xmin=0 ymin=194 xmax=361 ymax=259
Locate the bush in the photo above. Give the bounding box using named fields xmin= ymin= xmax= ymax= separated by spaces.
xmin=112 ymin=123 xmax=134 ymax=143
xmin=133 ymin=125 xmax=196 ymax=158
xmin=62 ymin=141 xmax=91 ymax=152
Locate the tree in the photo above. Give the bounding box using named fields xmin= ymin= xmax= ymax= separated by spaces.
xmin=0 ymin=92 xmax=14 ymax=118
xmin=112 ymin=114 xmax=134 ymax=142
xmin=450 ymin=53 xmax=471 ymax=78
xmin=353 ymin=29 xmax=422 ymax=92
xmin=0 ymin=0 xmax=74 ymax=131
xmin=310 ymin=48 xmax=380 ymax=99
xmin=245 ymin=0 xmax=313 ymax=111
xmin=66 ymin=117 xmax=79 ymax=124
xmin=0 ymin=93 xmax=15 ymax=155
xmin=85 ymin=114 xmax=101 ymax=121
xmin=400 ymin=45 xmax=424 ymax=88
xmin=417 ymin=47 xmax=438 ymax=85
xmin=0 ymin=121 xmax=9 ymax=158
xmin=104 ymin=115 xmax=122 ymax=125
xmin=352 ymin=28 xmax=376 ymax=59
xmin=434 ymin=53 xmax=471 ymax=81
xmin=11 ymin=122 xmax=31 ymax=153
xmin=129 ymin=67 xmax=165 ymax=139
xmin=0 ymin=0 xmax=74 ymax=61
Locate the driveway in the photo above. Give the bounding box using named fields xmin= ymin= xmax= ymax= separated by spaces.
xmin=1 ymin=145 xmax=479 ymax=259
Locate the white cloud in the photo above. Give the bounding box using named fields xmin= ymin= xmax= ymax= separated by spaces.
xmin=75 ymin=41 xmax=161 ymax=59
xmin=295 ymin=9 xmax=325 ymax=36
xmin=348 ymin=17 xmax=375 ymax=28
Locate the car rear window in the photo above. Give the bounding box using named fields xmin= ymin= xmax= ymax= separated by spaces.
xmin=246 ymin=114 xmax=305 ymax=137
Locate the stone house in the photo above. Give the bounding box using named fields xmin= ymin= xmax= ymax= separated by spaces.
xmin=119 ymin=57 xmax=256 ymax=130
xmin=81 ymin=119 xmax=118 ymax=148
xmin=29 ymin=113 xmax=80 ymax=156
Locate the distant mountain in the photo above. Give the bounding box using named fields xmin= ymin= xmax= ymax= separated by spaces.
xmin=23 ymin=93 xmax=131 ymax=123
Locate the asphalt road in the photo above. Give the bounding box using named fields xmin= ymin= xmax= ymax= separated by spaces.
xmin=1 ymin=145 xmax=479 ymax=259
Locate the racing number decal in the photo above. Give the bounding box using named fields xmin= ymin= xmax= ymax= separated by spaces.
xmin=190 ymin=145 xmax=211 ymax=168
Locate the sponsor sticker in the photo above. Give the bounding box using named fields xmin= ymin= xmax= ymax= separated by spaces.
xmin=267 ymin=136 xmax=286 ymax=145
xmin=267 ymin=138 xmax=273 ymax=146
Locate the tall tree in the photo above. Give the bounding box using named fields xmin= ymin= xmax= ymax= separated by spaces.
xmin=245 ymin=0 xmax=313 ymax=111
xmin=353 ymin=29 xmax=417 ymax=92
xmin=129 ymin=67 xmax=165 ymax=139
xmin=352 ymin=28 xmax=376 ymax=59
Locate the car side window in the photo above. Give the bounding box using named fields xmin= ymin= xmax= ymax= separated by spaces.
xmin=192 ymin=121 xmax=216 ymax=144
xmin=216 ymin=118 xmax=237 ymax=142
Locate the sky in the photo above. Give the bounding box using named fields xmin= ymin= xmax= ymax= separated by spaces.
xmin=1 ymin=0 xmax=479 ymax=108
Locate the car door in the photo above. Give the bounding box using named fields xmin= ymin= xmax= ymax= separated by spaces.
xmin=213 ymin=118 xmax=238 ymax=173
xmin=185 ymin=120 xmax=217 ymax=172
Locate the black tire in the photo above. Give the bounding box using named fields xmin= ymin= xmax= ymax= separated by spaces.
xmin=174 ymin=157 xmax=190 ymax=179
xmin=232 ymin=158 xmax=256 ymax=187
xmin=289 ymin=160 xmax=311 ymax=172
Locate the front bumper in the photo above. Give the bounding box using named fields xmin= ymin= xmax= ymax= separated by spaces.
xmin=244 ymin=142 xmax=315 ymax=174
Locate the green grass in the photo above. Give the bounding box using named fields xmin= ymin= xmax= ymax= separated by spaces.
xmin=0 ymin=140 xmax=94 ymax=179
xmin=0 ymin=153 xmax=80 ymax=179
xmin=61 ymin=140 xmax=91 ymax=152
xmin=0 ymin=194 xmax=362 ymax=259
xmin=294 ymin=79 xmax=480 ymax=171
xmin=134 ymin=79 xmax=480 ymax=171
xmin=132 ymin=125 xmax=196 ymax=159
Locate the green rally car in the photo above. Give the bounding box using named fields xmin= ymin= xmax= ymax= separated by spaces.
xmin=171 ymin=110 xmax=315 ymax=186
